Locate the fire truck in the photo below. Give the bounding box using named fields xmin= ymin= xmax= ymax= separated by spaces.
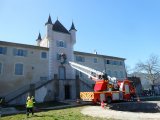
xmin=69 ymin=61 xmax=136 ymax=104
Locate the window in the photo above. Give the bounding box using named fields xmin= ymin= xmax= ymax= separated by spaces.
xmin=105 ymin=60 xmax=110 ymax=64
xmin=41 ymin=52 xmax=47 ymax=59
xmin=13 ymin=48 xmax=27 ymax=57
xmin=93 ymin=58 xmax=98 ymax=63
xmin=15 ymin=63 xmax=23 ymax=75
xmin=76 ymin=56 xmax=85 ymax=62
xmin=0 ymin=47 xmax=7 ymax=55
xmin=120 ymin=71 xmax=124 ymax=78
xmin=119 ymin=61 xmax=123 ymax=66
xmin=56 ymin=40 xmax=66 ymax=48
xmin=113 ymin=61 xmax=117 ymax=65
xmin=57 ymin=53 xmax=61 ymax=60
xmin=114 ymin=71 xmax=118 ymax=77
xmin=0 ymin=63 xmax=2 ymax=74
xmin=105 ymin=60 xmax=123 ymax=66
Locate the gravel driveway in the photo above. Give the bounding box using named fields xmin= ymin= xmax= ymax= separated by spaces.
xmin=81 ymin=101 xmax=160 ymax=120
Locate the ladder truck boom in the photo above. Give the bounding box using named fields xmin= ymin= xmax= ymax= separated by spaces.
xmin=69 ymin=61 xmax=117 ymax=91
xmin=69 ymin=61 xmax=104 ymax=81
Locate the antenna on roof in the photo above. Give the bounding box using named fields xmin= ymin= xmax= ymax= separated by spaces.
xmin=94 ymin=50 xmax=97 ymax=54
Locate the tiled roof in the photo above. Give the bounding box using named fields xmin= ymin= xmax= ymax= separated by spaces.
xmin=74 ymin=51 xmax=126 ymax=60
xmin=0 ymin=41 xmax=48 ymax=50
xmin=52 ymin=20 xmax=70 ymax=34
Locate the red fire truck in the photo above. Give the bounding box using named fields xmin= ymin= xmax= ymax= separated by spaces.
xmin=69 ymin=62 xmax=136 ymax=104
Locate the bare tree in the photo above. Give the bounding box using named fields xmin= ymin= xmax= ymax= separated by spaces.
xmin=135 ymin=54 xmax=160 ymax=85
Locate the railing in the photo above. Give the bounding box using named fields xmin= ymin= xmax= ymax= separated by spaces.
xmin=5 ymin=79 xmax=54 ymax=103
xmin=79 ymin=79 xmax=93 ymax=91
xmin=4 ymin=78 xmax=92 ymax=104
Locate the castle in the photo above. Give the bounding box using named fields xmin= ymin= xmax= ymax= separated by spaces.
xmin=0 ymin=15 xmax=126 ymax=104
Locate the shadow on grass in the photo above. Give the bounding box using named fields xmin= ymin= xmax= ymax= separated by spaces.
xmin=4 ymin=101 xmax=69 ymax=111
xmin=1 ymin=101 xmax=91 ymax=117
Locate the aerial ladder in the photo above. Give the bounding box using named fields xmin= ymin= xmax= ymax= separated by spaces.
xmin=69 ymin=61 xmax=117 ymax=91
xmin=69 ymin=61 xmax=136 ymax=103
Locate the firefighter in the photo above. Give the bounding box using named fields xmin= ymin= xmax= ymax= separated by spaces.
xmin=26 ymin=96 xmax=34 ymax=117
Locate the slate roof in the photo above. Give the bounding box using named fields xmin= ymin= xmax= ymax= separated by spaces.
xmin=70 ymin=22 xmax=77 ymax=31
xmin=45 ymin=15 xmax=52 ymax=25
xmin=36 ymin=33 xmax=42 ymax=41
xmin=52 ymin=20 xmax=70 ymax=34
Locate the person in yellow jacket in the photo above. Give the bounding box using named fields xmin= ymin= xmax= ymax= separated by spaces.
xmin=26 ymin=96 xmax=34 ymax=117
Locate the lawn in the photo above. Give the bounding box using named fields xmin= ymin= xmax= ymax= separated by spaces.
xmin=1 ymin=106 xmax=109 ymax=120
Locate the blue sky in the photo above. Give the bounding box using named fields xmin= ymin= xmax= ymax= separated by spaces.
xmin=0 ymin=0 xmax=160 ymax=69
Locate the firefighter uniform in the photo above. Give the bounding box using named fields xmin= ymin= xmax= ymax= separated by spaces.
xmin=26 ymin=97 xmax=34 ymax=116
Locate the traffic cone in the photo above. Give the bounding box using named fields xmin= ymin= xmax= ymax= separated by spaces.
xmin=101 ymin=101 xmax=105 ymax=109
xmin=137 ymin=97 xmax=140 ymax=102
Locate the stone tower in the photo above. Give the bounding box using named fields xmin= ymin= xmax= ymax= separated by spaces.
xmin=40 ymin=15 xmax=77 ymax=100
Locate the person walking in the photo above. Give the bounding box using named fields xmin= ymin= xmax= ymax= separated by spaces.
xmin=26 ymin=96 xmax=34 ymax=117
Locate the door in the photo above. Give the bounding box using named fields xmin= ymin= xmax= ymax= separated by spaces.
xmin=59 ymin=66 xmax=66 ymax=79
xmin=65 ymin=85 xmax=71 ymax=99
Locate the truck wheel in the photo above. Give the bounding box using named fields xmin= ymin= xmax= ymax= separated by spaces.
xmin=107 ymin=97 xmax=112 ymax=104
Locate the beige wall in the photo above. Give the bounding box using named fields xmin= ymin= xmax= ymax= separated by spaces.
xmin=74 ymin=52 xmax=126 ymax=86
xmin=0 ymin=43 xmax=48 ymax=96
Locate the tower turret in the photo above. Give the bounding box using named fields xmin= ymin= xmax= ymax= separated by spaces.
xmin=69 ymin=22 xmax=77 ymax=44
xmin=45 ymin=15 xmax=53 ymax=39
xmin=36 ymin=32 xmax=42 ymax=46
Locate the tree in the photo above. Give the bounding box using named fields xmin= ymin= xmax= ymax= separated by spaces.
xmin=135 ymin=54 xmax=160 ymax=85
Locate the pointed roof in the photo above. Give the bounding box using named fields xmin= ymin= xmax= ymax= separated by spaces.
xmin=45 ymin=15 xmax=52 ymax=25
xmin=36 ymin=33 xmax=42 ymax=41
xmin=52 ymin=20 xmax=70 ymax=34
xmin=69 ymin=22 xmax=77 ymax=31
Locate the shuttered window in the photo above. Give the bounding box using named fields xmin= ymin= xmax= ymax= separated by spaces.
xmin=41 ymin=52 xmax=47 ymax=59
xmin=0 ymin=47 xmax=7 ymax=55
xmin=15 ymin=63 xmax=23 ymax=75
xmin=13 ymin=48 xmax=27 ymax=57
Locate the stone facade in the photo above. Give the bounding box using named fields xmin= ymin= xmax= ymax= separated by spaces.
xmin=0 ymin=41 xmax=48 ymax=96
xmin=0 ymin=16 xmax=126 ymax=104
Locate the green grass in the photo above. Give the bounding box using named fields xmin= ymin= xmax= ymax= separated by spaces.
xmin=1 ymin=106 xmax=110 ymax=120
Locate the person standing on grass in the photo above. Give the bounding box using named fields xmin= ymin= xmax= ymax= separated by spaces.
xmin=26 ymin=96 xmax=34 ymax=117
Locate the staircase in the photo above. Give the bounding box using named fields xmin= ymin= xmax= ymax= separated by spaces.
xmin=79 ymin=79 xmax=93 ymax=92
xmin=4 ymin=79 xmax=54 ymax=104
xmin=4 ymin=77 xmax=93 ymax=104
